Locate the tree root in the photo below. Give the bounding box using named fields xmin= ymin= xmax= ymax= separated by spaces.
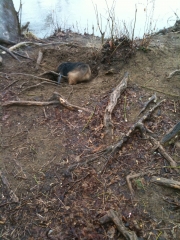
xmin=2 ymin=92 xmax=92 ymax=113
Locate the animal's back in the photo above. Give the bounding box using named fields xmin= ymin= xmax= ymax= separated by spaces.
xmin=57 ymin=62 xmax=91 ymax=85
xmin=57 ymin=62 xmax=87 ymax=76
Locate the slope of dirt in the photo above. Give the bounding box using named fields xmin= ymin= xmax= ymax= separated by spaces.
xmin=0 ymin=32 xmax=180 ymax=240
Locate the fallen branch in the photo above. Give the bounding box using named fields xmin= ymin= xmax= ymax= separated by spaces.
xmin=99 ymin=209 xmax=138 ymax=240
xmin=149 ymin=136 xmax=177 ymax=169
xmin=0 ymin=171 xmax=19 ymax=202
xmin=151 ymin=176 xmax=180 ymax=190
xmin=2 ymin=100 xmax=59 ymax=107
xmin=167 ymin=69 xmax=180 ymax=79
xmin=2 ymin=93 xmax=92 ymax=113
xmin=53 ymin=92 xmax=93 ymax=113
xmin=104 ymin=72 xmax=129 ymax=138
xmin=0 ymin=45 xmax=20 ymax=62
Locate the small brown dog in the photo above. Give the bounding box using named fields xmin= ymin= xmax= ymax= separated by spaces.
xmin=57 ymin=62 xmax=91 ymax=85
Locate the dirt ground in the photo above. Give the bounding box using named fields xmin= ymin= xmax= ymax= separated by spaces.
xmin=0 ymin=31 xmax=180 ymax=240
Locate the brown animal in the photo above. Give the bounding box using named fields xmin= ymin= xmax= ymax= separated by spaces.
xmin=57 ymin=62 xmax=91 ymax=85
